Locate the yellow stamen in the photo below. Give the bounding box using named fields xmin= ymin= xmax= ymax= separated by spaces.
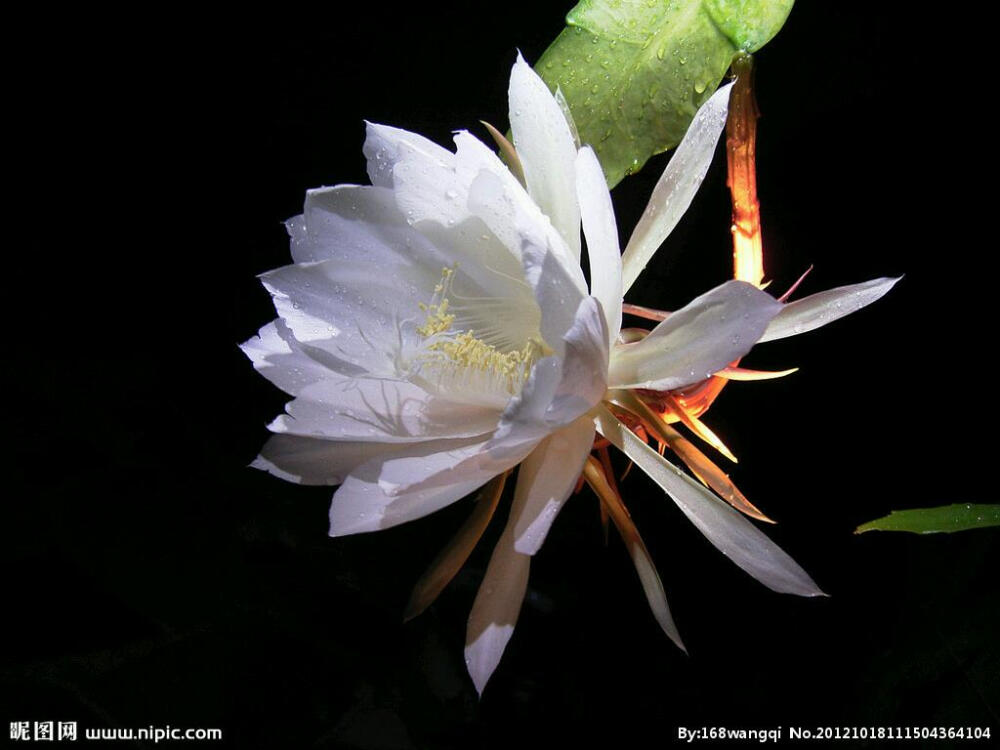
xmin=413 ymin=266 xmax=547 ymax=399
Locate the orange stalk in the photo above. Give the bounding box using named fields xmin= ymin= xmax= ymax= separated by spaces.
xmin=726 ymin=54 xmax=764 ymax=288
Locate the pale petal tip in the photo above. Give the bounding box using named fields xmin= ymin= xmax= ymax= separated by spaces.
xmin=788 ymin=576 xmax=827 ymax=598
xmin=328 ymin=515 xmax=368 ymax=538
xmin=464 ymin=623 xmax=514 ymax=696
xmin=250 ymin=453 xmax=323 ymax=486
xmin=401 ymin=595 xmax=422 ymax=624
xmin=328 ymin=499 xmax=376 ymax=538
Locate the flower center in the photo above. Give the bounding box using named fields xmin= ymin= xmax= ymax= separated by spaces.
xmin=408 ymin=266 xmax=548 ymax=408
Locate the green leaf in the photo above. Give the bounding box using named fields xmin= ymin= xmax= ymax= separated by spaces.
xmin=855 ymin=504 xmax=1000 ymax=535
xmin=535 ymin=0 xmax=794 ymax=187
xmin=703 ymin=0 xmax=795 ymax=53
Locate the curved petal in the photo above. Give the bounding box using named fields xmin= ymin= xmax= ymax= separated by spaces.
xmin=511 ymin=416 xmax=595 ymax=555
xmin=363 ymin=121 xmax=454 ymax=190
xmin=515 ymin=229 xmax=588 ymax=357
xmin=260 ymin=257 xmax=426 ymax=378
xmin=759 ymin=276 xmax=901 ymax=343
xmin=546 ymin=295 xmax=609 ymax=425
xmin=244 ymin=319 xmax=498 ymax=442
xmin=241 ymin=319 xmax=347 ymax=396
xmin=295 ymin=183 xmax=529 ymax=309
xmin=489 ymin=296 xmax=608 ymax=455
xmin=364 ymin=124 xmax=545 ymax=313
xmin=270 ymin=377 xmax=502 ymax=443
xmin=486 ymin=356 xmax=562 ymax=460
xmin=331 ymin=475 xmax=488 ymax=538
xmin=621 ymin=83 xmax=733 ymax=292
xmin=576 ymin=145 xmax=623 ymax=345
xmin=251 ymin=434 xmax=403 ymax=486
xmin=595 ymin=405 xmax=824 ymax=597
xmin=607 ymin=280 xmax=781 ymax=391
xmin=290 ymin=185 xmax=428 ymax=265
xmin=465 ymin=512 xmax=531 ymax=695
xmin=466 ymin=166 xmax=587 ymax=306
xmin=554 ymin=87 xmax=581 ymax=149
xmin=328 ymin=435 xmax=510 ymax=536
xmin=509 ymin=52 xmax=581 ymax=261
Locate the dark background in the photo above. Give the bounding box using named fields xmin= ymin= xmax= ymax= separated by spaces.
xmin=6 ymin=3 xmax=997 ymax=748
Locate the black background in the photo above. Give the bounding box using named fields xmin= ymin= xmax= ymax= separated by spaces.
xmin=6 ymin=3 xmax=998 ymax=748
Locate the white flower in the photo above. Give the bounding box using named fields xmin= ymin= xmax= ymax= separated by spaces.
xmin=244 ymin=55 xmax=898 ymax=694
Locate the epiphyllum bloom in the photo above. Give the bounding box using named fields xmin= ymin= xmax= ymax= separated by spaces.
xmin=244 ymin=55 xmax=897 ymax=693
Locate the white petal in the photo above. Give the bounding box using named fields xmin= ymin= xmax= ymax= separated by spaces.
xmin=329 ymin=424 xmax=545 ymax=536
xmin=759 ymin=276 xmax=901 ymax=343
xmin=331 ymin=474 xmax=487 ymax=537
xmin=509 ymin=53 xmax=582 ymax=261
xmin=545 ymin=295 xmax=609 ymax=425
xmin=466 ymin=166 xmax=587 ymax=303
xmin=511 ymin=417 xmax=595 ymax=555
xmin=260 ymin=258 xmax=424 ymax=378
xmin=374 ymin=436 xmax=535 ymax=498
xmin=594 ymin=405 xmax=824 ymax=597
xmin=365 ymin=124 xmax=532 ymax=291
xmin=241 ymin=319 xmax=343 ymax=395
xmin=276 ymin=182 xmax=546 ymax=381
xmin=554 ymin=87 xmax=581 ymax=149
xmin=270 ymin=377 xmax=502 ymax=443
xmin=252 ymin=434 xmax=402 ymax=486
xmin=489 ymin=296 xmax=607 ymax=455
xmin=328 ymin=436 xmax=509 ymax=536
xmin=368 ymin=122 xmax=527 ymax=280
xmin=576 ymin=145 xmax=623 ymax=345
xmin=486 ymin=356 xmax=563 ymax=460
xmin=391 ymin=152 xmax=476 ymax=232
xmin=363 ymin=122 xmax=454 ymax=189
xmin=516 ymin=231 xmax=587 ymax=358
xmin=607 ymin=280 xmax=781 ymax=391
xmin=293 ymin=184 xmax=523 ymax=298
xmin=290 ymin=185 xmax=418 ymax=265
xmin=621 ymin=83 xmax=734 ymax=292
xmin=465 ymin=515 xmax=531 ymax=695
xmin=291 ymin=185 xmax=520 ymax=304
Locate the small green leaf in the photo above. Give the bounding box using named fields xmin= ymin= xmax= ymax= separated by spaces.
xmin=855 ymin=504 xmax=1000 ymax=535
xmin=535 ymin=0 xmax=794 ymax=187
xmin=703 ymin=0 xmax=794 ymax=53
